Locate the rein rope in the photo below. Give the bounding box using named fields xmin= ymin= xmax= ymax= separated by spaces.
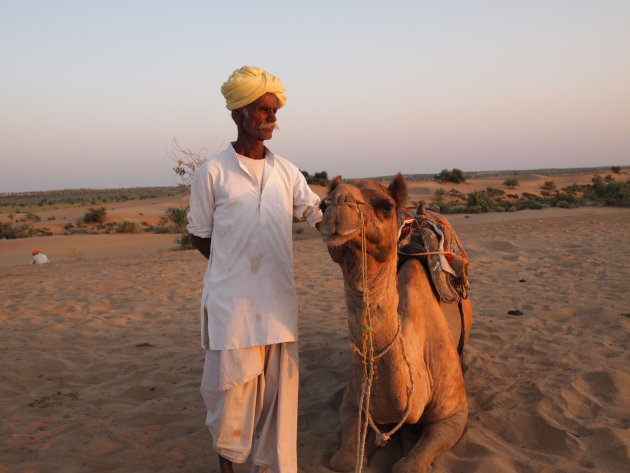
xmin=354 ymin=210 xmax=415 ymax=473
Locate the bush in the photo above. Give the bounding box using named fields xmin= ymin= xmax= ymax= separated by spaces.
xmin=116 ymin=219 xmax=141 ymax=233
xmin=556 ymin=200 xmax=570 ymax=208
xmin=24 ymin=212 xmax=41 ymax=222
xmin=441 ymin=201 xmax=466 ymax=214
xmin=448 ymin=188 xmax=465 ymax=199
xmin=151 ymin=226 xmax=170 ymax=234
xmin=83 ymin=207 xmax=107 ymax=223
xmin=503 ymin=178 xmax=519 ymax=188
xmin=466 ymin=191 xmax=494 ymax=212
xmin=611 ymin=166 xmax=621 ymax=174
xmin=486 ymin=187 xmax=505 ymax=197
xmin=165 ymin=207 xmax=188 ymax=231
xmin=302 ymin=170 xmax=329 ymax=186
xmin=587 ymin=175 xmax=630 ymax=205
xmin=0 ymin=222 xmax=17 ymax=239
xmin=541 ymin=181 xmax=556 ymax=191
xmin=434 ymin=168 xmax=466 ymax=184
xmin=175 ymin=232 xmax=195 ymax=250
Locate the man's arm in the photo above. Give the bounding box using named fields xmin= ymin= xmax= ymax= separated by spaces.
xmin=190 ymin=235 xmax=211 ymax=259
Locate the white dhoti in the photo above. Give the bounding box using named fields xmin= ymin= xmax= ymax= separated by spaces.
xmin=200 ymin=342 xmax=299 ymax=473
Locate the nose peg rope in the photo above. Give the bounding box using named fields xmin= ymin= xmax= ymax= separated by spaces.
xmin=354 ymin=210 xmax=415 ymax=473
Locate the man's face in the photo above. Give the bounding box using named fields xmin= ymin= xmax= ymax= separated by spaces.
xmin=236 ymin=93 xmax=279 ymax=141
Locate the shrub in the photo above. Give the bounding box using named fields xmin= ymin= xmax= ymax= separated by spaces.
xmin=0 ymin=222 xmax=17 ymax=239
xmin=83 ymin=207 xmax=107 ymax=223
xmin=541 ymin=181 xmax=556 ymax=191
xmin=116 ymin=219 xmax=141 ymax=233
xmin=589 ymin=176 xmax=630 ymax=206
xmin=441 ymin=201 xmax=466 ymax=214
xmin=611 ymin=166 xmax=621 ymax=174
xmin=434 ymin=168 xmax=466 ymax=184
xmin=165 ymin=207 xmax=188 ymax=231
xmin=466 ymin=191 xmax=494 ymax=212
xmin=24 ymin=213 xmax=41 ymax=222
xmin=486 ymin=187 xmax=505 ymax=197
xmin=151 ymin=226 xmax=170 ymax=234
xmin=64 ymin=227 xmax=89 ymax=235
xmin=302 ymin=170 xmax=329 ymax=186
xmin=503 ymin=178 xmax=519 ymax=188
xmin=556 ymin=200 xmax=570 ymax=208
xmin=448 ymin=188 xmax=465 ymax=199
xmin=175 ymin=232 xmax=195 ymax=250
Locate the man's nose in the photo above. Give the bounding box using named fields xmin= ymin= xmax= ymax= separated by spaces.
xmin=267 ymin=110 xmax=277 ymax=122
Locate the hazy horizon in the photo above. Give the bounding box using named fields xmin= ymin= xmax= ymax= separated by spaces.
xmin=1 ymin=1 xmax=629 ymax=193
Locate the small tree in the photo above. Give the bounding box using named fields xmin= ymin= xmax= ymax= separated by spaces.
xmin=83 ymin=207 xmax=107 ymax=223
xmin=302 ymin=170 xmax=329 ymax=186
xmin=503 ymin=178 xmax=519 ymax=188
xmin=165 ymin=206 xmax=189 ymax=232
xmin=434 ymin=168 xmax=466 ymax=184
xmin=170 ymin=137 xmax=208 ymax=184
xmin=541 ymin=181 xmax=556 ymax=191
xmin=466 ymin=191 xmax=494 ymax=212
xmin=611 ymin=166 xmax=621 ymax=174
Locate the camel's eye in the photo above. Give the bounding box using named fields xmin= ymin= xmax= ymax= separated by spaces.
xmin=374 ymin=199 xmax=394 ymax=215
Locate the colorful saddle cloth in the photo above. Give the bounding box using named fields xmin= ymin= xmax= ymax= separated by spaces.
xmin=398 ymin=204 xmax=470 ymax=304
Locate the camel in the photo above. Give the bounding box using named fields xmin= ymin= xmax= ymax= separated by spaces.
xmin=318 ymin=174 xmax=473 ymax=473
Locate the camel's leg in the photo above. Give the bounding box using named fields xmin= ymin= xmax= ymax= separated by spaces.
xmin=391 ymin=410 xmax=467 ymax=473
xmin=330 ymin=387 xmax=361 ymax=472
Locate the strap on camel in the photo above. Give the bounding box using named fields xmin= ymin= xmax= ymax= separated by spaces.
xmin=398 ymin=204 xmax=469 ymax=360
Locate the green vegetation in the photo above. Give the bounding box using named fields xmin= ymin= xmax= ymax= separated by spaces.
xmin=503 ymin=178 xmax=519 ymax=188
xmin=83 ymin=207 xmax=107 ymax=223
xmin=0 ymin=221 xmax=52 ymax=239
xmin=434 ymin=168 xmax=466 ymax=184
xmin=116 ymin=219 xmax=142 ymax=233
xmin=0 ymin=186 xmax=181 ymax=214
xmin=611 ymin=166 xmax=621 ymax=174
xmin=428 ymin=173 xmax=629 ymax=214
xmin=301 ymin=170 xmax=329 ymax=186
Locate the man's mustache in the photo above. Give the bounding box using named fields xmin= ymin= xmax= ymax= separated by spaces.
xmin=257 ymin=122 xmax=280 ymax=130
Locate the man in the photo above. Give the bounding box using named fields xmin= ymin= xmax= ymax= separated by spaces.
xmin=187 ymin=66 xmax=322 ymax=473
xmin=29 ymin=249 xmax=50 ymax=264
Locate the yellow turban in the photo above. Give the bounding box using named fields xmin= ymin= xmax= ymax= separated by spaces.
xmin=221 ymin=66 xmax=286 ymax=111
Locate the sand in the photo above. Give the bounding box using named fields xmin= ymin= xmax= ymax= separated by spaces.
xmin=1 ymin=199 xmax=630 ymax=471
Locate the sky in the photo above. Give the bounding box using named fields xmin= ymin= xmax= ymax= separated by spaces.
xmin=1 ymin=0 xmax=629 ymax=192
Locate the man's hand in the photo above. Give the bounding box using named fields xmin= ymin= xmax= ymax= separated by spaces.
xmin=190 ymin=234 xmax=211 ymax=259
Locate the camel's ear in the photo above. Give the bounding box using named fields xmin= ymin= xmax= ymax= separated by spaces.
xmin=328 ymin=175 xmax=342 ymax=193
xmin=388 ymin=173 xmax=408 ymax=209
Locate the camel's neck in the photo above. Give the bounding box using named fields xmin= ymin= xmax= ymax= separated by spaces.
xmin=339 ymin=247 xmax=400 ymax=349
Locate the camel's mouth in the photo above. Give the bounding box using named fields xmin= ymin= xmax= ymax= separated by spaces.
xmin=321 ymin=230 xmax=359 ymax=248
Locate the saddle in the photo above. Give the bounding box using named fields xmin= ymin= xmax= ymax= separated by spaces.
xmin=397 ymin=204 xmax=470 ymax=304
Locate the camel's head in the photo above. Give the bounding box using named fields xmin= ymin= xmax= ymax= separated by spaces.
xmin=319 ymin=173 xmax=407 ymax=261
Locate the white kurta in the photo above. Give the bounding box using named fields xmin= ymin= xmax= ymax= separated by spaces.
xmin=29 ymin=253 xmax=50 ymax=264
xmin=187 ymin=145 xmax=322 ymax=350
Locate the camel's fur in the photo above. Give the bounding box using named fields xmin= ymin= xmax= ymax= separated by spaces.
xmin=319 ymin=174 xmax=473 ymax=473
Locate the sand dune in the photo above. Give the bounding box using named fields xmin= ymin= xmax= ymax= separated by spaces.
xmin=1 ymin=206 xmax=629 ymax=472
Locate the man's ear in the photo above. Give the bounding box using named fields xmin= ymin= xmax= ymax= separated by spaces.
xmin=328 ymin=175 xmax=342 ymax=193
xmin=388 ymin=173 xmax=408 ymax=210
xmin=231 ymin=109 xmax=242 ymax=125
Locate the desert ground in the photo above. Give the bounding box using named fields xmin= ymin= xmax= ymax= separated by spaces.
xmin=1 ymin=172 xmax=629 ymax=473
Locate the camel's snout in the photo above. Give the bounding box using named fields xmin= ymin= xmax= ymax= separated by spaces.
xmin=319 ymin=185 xmax=364 ymax=246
